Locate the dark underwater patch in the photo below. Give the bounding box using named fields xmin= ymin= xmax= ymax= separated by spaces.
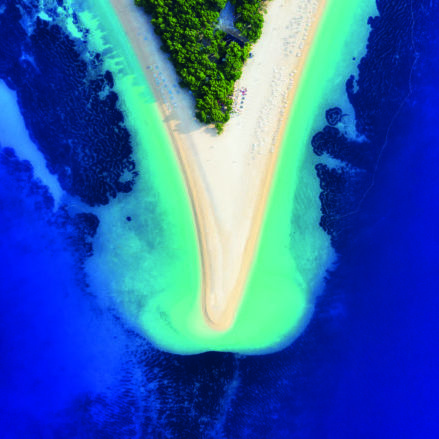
xmin=0 ymin=1 xmax=137 ymax=206
xmin=312 ymin=0 xmax=420 ymax=250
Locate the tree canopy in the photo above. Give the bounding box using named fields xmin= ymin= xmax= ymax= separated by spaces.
xmin=135 ymin=0 xmax=265 ymax=133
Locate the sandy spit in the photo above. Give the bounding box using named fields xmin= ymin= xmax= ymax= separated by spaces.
xmin=108 ymin=0 xmax=326 ymax=330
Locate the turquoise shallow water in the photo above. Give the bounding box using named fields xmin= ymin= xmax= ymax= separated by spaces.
xmin=0 ymin=0 xmax=375 ymax=354
xmin=62 ymin=0 xmax=376 ymax=354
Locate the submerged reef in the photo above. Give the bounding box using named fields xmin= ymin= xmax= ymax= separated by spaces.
xmin=0 ymin=1 xmax=137 ymax=206
xmin=313 ymin=0 xmax=420 ymax=250
xmin=325 ymin=107 xmax=342 ymax=126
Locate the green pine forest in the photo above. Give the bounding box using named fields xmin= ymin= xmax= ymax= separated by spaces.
xmin=134 ymin=0 xmax=266 ymax=133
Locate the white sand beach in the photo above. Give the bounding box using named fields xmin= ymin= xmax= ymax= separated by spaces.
xmin=109 ymin=0 xmax=325 ymax=330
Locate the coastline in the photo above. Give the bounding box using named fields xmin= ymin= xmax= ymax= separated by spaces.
xmin=108 ymin=0 xmax=326 ymax=331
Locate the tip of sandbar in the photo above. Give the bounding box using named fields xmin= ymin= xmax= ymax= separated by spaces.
xmin=203 ymin=297 xmax=238 ymax=332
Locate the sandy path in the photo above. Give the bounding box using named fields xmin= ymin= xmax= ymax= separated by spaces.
xmin=108 ymin=0 xmax=325 ymax=330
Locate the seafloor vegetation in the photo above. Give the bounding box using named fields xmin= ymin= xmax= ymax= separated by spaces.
xmin=135 ymin=0 xmax=265 ymax=132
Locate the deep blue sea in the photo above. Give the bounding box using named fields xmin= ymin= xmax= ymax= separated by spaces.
xmin=1 ymin=0 xmax=438 ymax=437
